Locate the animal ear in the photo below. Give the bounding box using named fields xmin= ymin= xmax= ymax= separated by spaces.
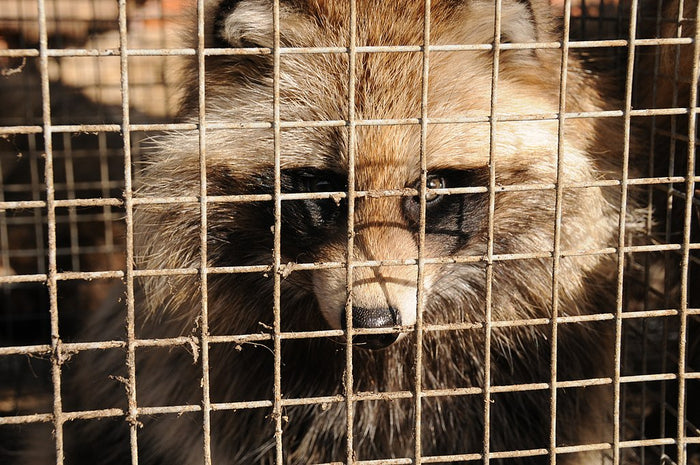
xmin=499 ymin=0 xmax=540 ymax=44
xmin=213 ymin=0 xmax=274 ymax=48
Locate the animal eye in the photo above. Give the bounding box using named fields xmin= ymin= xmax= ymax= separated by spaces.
xmin=424 ymin=175 xmax=446 ymax=203
xmin=301 ymin=174 xmax=338 ymax=193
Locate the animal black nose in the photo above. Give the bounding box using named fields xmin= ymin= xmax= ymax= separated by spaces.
xmin=341 ymin=307 xmax=401 ymax=350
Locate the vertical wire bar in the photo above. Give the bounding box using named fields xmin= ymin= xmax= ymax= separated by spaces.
xmin=37 ymin=0 xmax=64 ymax=462
xmin=664 ymin=0 xmax=686 ymax=312
xmin=0 ymin=161 xmax=9 ymax=274
xmin=619 ymin=311 xmax=632 ymax=459
xmin=117 ymin=1 xmax=139 ymax=463
xmin=641 ymin=4 xmax=667 ymax=460
xmin=62 ymin=133 xmax=80 ymax=271
xmin=272 ymin=0 xmax=284 ymax=463
xmin=0 ymin=142 xmax=12 ymax=351
xmin=97 ymin=133 xmax=115 ymax=254
xmin=550 ymin=0 xmax=573 ymax=463
xmin=484 ymin=1 xmax=503 ymax=464
xmin=28 ymin=136 xmax=46 ymax=275
xmin=647 ymin=0 xmax=664 ymax=236
xmin=660 ymin=310 xmax=671 ymax=462
xmin=613 ymin=1 xmax=640 ymax=465
xmin=414 ymin=0 xmax=431 ymax=462
xmin=676 ymin=4 xmax=700 ymax=464
xmin=661 ymin=4 xmax=687 ymax=458
xmin=196 ymin=0 xmax=213 ymax=463
xmin=344 ymin=1 xmax=358 ymax=463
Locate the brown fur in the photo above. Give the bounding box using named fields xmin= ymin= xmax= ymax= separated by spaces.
xmin=22 ymin=1 xmax=645 ymax=464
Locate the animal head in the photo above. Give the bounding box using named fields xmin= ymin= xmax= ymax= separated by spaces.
xmin=136 ymin=0 xmax=625 ymax=350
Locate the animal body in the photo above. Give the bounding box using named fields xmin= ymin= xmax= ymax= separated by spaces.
xmin=21 ymin=0 xmax=643 ymax=464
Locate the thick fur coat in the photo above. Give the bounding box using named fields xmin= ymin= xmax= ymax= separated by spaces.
xmin=22 ymin=0 xmax=644 ymax=464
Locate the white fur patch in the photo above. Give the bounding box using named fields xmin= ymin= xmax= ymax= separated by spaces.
xmin=221 ymin=0 xmax=273 ymax=47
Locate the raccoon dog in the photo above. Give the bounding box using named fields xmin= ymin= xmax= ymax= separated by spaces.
xmin=24 ymin=0 xmax=643 ymax=464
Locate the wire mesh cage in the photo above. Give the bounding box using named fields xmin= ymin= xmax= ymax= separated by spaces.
xmin=0 ymin=0 xmax=698 ymax=464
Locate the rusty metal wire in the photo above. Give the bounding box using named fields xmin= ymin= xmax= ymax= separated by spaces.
xmin=344 ymin=1 xmax=358 ymax=462
xmin=272 ymin=0 xmax=284 ymax=462
xmin=0 ymin=1 xmax=698 ymax=464
xmin=1 ymin=36 xmax=697 ymax=61
xmin=414 ymin=0 xmax=431 ymax=461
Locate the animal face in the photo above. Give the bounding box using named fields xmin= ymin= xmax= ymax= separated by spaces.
xmin=138 ymin=0 xmax=624 ymax=350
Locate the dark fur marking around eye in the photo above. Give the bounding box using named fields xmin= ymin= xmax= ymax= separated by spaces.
xmin=403 ymin=169 xmax=489 ymax=251
xmin=207 ymin=168 xmax=348 ymax=263
xmin=280 ymin=169 xmax=348 ymax=256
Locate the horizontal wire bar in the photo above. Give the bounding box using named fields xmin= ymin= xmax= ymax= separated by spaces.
xmin=2 ymin=240 xmax=697 ymax=285
xmin=2 ymin=107 xmax=699 ymax=137
xmin=0 ymin=36 xmax=694 ymax=59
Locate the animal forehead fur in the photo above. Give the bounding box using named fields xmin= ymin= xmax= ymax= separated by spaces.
xmin=218 ymin=0 xmax=552 ymax=47
xmin=192 ymin=0 xmax=595 ymax=187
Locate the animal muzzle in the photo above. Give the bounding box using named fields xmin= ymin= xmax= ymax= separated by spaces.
xmin=341 ymin=306 xmax=402 ymax=350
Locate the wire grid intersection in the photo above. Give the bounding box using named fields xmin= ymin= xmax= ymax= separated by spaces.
xmin=0 ymin=0 xmax=698 ymax=464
